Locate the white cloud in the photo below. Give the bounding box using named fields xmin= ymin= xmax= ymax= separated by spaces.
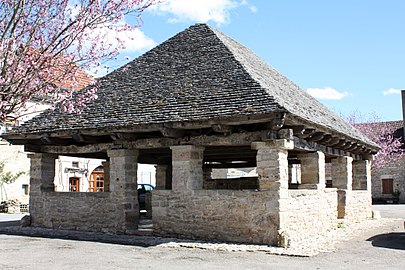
xmin=240 ymin=0 xmax=258 ymax=13
xmin=84 ymin=25 xmax=155 ymax=77
xmin=149 ymin=0 xmax=257 ymax=25
xmin=307 ymin=87 xmax=349 ymax=100
xmin=383 ymin=88 xmax=402 ymax=96
xmin=90 ymin=26 xmax=156 ymax=53
xmin=249 ymin=5 xmax=258 ymax=13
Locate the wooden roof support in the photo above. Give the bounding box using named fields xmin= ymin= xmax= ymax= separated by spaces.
xmin=297 ymin=128 xmax=316 ymax=139
xmin=212 ymin=124 xmax=233 ymax=135
xmin=160 ymin=128 xmax=185 ymax=138
xmin=308 ymin=132 xmax=325 ymax=142
xmin=277 ymin=128 xmax=293 ymax=140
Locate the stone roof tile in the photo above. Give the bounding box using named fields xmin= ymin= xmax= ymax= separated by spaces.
xmin=11 ymin=24 xmax=377 ymax=148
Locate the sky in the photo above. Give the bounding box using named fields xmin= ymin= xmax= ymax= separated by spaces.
xmin=104 ymin=0 xmax=405 ymax=122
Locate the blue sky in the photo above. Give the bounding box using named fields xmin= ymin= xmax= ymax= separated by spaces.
xmin=108 ymin=0 xmax=405 ymax=122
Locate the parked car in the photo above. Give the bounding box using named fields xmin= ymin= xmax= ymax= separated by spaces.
xmin=137 ymin=184 xmax=154 ymax=211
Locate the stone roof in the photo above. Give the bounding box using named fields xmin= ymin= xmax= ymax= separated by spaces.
xmin=8 ymin=23 xmax=377 ymax=149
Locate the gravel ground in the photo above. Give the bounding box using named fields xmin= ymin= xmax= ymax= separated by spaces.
xmin=0 ymin=206 xmax=404 ymax=269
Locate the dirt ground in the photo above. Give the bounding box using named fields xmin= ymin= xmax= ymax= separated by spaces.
xmin=0 ymin=205 xmax=404 ymax=270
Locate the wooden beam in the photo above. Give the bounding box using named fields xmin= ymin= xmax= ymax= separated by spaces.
xmin=41 ymin=143 xmax=115 ymax=154
xmin=72 ymin=133 xmax=85 ymax=142
xmin=291 ymin=125 xmax=305 ymax=136
xmin=110 ymin=133 xmax=138 ymax=141
xmin=325 ymin=137 xmax=340 ymax=146
xmin=40 ymin=136 xmax=52 ymax=144
xmin=212 ymin=124 xmax=233 ymax=135
xmin=277 ymin=128 xmax=293 ymax=140
xmin=317 ymin=134 xmax=332 ymax=144
xmin=204 ymin=161 xmax=256 ymax=169
xmin=160 ymin=128 xmax=185 ymax=138
xmin=296 ymin=128 xmax=316 ymax=139
xmin=265 ymin=112 xmax=286 ymax=130
xmin=333 ymin=139 xmax=347 ymax=148
xmin=307 ymin=132 xmax=325 ymax=142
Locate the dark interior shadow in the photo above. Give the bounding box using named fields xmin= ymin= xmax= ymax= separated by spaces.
xmin=367 ymin=233 xmax=405 ymax=250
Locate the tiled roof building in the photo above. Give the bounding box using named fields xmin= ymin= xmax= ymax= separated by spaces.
xmin=3 ymin=24 xmax=378 ymax=247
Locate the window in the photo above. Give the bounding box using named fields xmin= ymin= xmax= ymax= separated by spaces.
xmin=72 ymin=161 xmax=79 ymax=168
xmin=382 ymin=178 xmax=393 ymax=194
xmin=69 ymin=177 xmax=80 ymax=192
xmin=22 ymin=184 xmax=29 ymax=195
xmin=89 ymin=166 xmax=104 ymax=192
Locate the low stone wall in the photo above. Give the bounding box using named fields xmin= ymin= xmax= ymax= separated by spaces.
xmin=280 ymin=189 xmax=338 ymax=246
xmin=339 ymin=190 xmax=372 ymax=223
xmin=153 ymin=190 xmax=280 ymax=245
xmin=30 ymin=192 xmax=132 ymax=233
xmin=203 ymin=177 xmax=258 ymax=190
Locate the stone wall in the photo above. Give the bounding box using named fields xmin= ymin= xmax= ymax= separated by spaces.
xmin=339 ymin=190 xmax=372 ymax=223
xmin=30 ymin=192 xmax=128 ymax=233
xmin=153 ymin=188 xmax=343 ymax=247
xmin=280 ymin=189 xmax=337 ymax=246
xmin=372 ymin=157 xmax=405 ymax=203
xmin=203 ymin=177 xmax=258 ymax=190
xmin=153 ymin=190 xmax=280 ymax=245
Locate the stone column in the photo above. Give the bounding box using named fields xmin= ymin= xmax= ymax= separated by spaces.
xmin=28 ymin=153 xmax=58 ymax=226
xmin=332 ymin=156 xmax=353 ymax=218
xmin=28 ymin=153 xmax=57 ymax=193
xmin=352 ymin=160 xmax=371 ymax=191
xmin=297 ymin=151 xmax=326 ymax=190
xmin=170 ymin=145 xmax=204 ymax=190
xmin=155 ymin=164 xmax=168 ymax=190
xmin=107 ymin=149 xmax=139 ymax=234
xmin=251 ymin=139 xmax=294 ymax=246
xmin=101 ymin=160 xmax=110 ymax=192
xmin=331 ymin=156 xmax=353 ymax=190
xmin=251 ymin=140 xmax=293 ymax=197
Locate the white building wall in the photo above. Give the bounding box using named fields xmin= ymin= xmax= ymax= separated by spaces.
xmin=0 ymin=141 xmax=30 ymax=204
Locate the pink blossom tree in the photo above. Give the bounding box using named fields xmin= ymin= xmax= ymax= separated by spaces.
xmin=347 ymin=112 xmax=404 ymax=168
xmin=0 ymin=0 xmax=156 ymax=122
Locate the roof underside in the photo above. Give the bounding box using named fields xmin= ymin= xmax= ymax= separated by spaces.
xmin=5 ymin=24 xmax=378 ymax=152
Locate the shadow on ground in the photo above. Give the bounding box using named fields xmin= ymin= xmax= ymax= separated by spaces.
xmin=367 ymin=232 xmax=405 ymax=250
xmin=0 ymin=220 xmax=20 ymax=227
xmin=0 ymin=220 xmax=165 ymax=247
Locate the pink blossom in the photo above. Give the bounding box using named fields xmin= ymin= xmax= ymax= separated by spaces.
xmin=347 ymin=112 xmax=404 ymax=168
xmin=0 ymin=0 xmax=156 ymax=122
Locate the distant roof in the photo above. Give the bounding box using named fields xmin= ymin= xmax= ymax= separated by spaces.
xmin=355 ymin=120 xmax=403 ymax=141
xmin=8 ymin=24 xmax=378 ymax=149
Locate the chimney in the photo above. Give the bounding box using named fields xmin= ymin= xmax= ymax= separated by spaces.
xmin=402 ymin=90 xmax=405 ymax=136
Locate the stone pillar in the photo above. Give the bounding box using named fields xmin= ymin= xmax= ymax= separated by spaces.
xmin=28 ymin=153 xmax=57 ymax=193
xmin=107 ymin=149 xmax=139 ymax=234
xmin=352 ymin=160 xmax=371 ymax=191
xmin=332 ymin=156 xmax=353 ymax=218
xmin=331 ymin=156 xmax=353 ymax=190
xmin=155 ymin=164 xmax=168 ymax=190
xmin=297 ymin=151 xmax=326 ymax=190
xmin=102 ymin=160 xmax=110 ymax=192
xmin=28 ymin=153 xmax=57 ymax=226
xmin=252 ymin=139 xmax=294 ymax=246
xmin=170 ymin=145 xmax=204 ymax=190
xmin=251 ymin=140 xmax=294 ymax=197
